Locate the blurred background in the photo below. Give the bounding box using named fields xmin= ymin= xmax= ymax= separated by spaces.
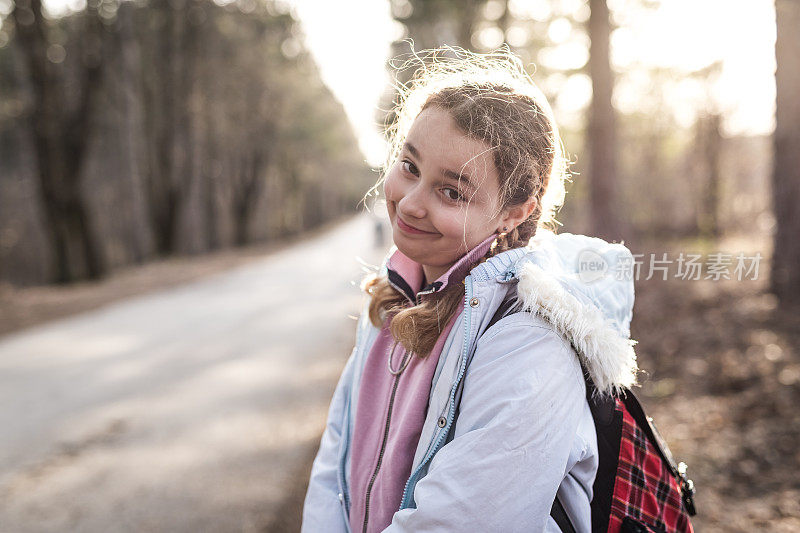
xmin=0 ymin=0 xmax=799 ymax=532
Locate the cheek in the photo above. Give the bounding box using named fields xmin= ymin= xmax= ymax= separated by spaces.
xmin=383 ymin=176 xmax=396 ymax=200
xmin=436 ymin=211 xmax=466 ymax=234
xmin=383 ymin=163 xmax=405 ymax=194
xmin=440 ymin=206 xmax=495 ymax=243
xmin=383 ymin=172 xmax=401 ymax=206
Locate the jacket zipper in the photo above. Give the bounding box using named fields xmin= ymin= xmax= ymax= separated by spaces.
xmin=362 ymin=366 xmax=404 ymax=533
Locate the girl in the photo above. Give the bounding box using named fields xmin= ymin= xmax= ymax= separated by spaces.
xmin=302 ymin=47 xmax=638 ymax=533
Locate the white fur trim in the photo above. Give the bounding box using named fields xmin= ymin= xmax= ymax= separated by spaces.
xmin=516 ymin=262 xmax=639 ymax=396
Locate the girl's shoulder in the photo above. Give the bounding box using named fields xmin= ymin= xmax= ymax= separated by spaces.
xmin=475 ymin=300 xmax=581 ymax=379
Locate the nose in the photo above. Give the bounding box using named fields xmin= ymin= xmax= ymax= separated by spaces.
xmin=396 ymin=182 xmax=427 ymax=220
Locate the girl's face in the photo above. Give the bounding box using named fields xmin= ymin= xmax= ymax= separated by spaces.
xmin=384 ymin=106 xmax=515 ymax=282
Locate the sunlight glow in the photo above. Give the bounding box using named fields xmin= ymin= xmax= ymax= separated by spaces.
xmin=36 ymin=0 xmax=776 ymax=161
xmin=288 ymin=0 xmax=396 ymax=167
xmin=610 ymin=0 xmax=776 ymax=136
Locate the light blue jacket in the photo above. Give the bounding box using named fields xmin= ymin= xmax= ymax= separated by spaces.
xmin=302 ymin=230 xmax=639 ymax=532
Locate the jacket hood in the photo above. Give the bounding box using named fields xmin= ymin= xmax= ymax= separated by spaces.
xmin=514 ymin=229 xmax=639 ymax=396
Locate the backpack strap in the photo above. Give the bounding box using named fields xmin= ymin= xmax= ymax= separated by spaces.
xmin=486 ymin=295 xmax=521 ymax=330
xmin=551 ymin=496 xmax=577 ymax=533
xmin=579 ymin=360 xmax=622 ymax=532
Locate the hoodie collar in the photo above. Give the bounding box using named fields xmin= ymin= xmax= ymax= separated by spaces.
xmin=386 ymin=233 xmax=497 ymax=304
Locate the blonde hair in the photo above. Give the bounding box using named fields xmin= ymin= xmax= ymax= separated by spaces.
xmin=364 ymin=45 xmax=570 ymax=357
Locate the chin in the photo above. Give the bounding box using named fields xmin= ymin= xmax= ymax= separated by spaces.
xmin=394 ymin=237 xmax=454 ymax=271
xmin=392 ymin=232 xmax=427 ymax=261
xmin=392 ymin=229 xmax=417 ymax=255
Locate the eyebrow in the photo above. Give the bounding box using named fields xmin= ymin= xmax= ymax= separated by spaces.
xmin=404 ymin=141 xmax=476 ymax=189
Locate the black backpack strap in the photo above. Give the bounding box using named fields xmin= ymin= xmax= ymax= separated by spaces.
xmin=486 ymin=295 xmax=520 ymax=330
xmin=551 ymin=496 xmax=577 ymax=533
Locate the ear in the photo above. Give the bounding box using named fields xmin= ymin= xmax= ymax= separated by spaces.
xmin=497 ymin=197 xmax=538 ymax=233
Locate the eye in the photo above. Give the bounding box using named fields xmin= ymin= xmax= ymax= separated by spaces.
xmin=401 ymin=160 xmax=418 ymax=176
xmin=441 ymin=187 xmax=463 ymax=202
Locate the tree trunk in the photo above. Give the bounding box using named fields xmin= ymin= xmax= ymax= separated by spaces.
xmin=696 ymin=113 xmax=722 ymax=240
xmin=587 ymin=0 xmax=623 ymax=241
xmin=173 ymin=0 xmax=200 ymax=253
xmin=13 ymin=0 xmax=107 ymax=283
xmin=454 ymin=0 xmax=481 ymax=50
xmin=231 ymin=152 xmax=265 ymax=246
xmin=141 ymin=0 xmax=193 ymax=257
xmin=771 ymin=0 xmax=800 ymax=305
xmin=117 ymin=4 xmax=152 ymax=264
xmin=201 ymin=113 xmax=221 ymax=251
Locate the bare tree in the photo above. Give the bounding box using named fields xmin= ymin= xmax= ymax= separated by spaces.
xmin=11 ymin=0 xmax=108 ymax=282
xmin=771 ymin=0 xmax=800 ymax=305
xmin=587 ymin=0 xmax=623 ymax=241
xmin=695 ymin=113 xmax=722 ymax=240
xmin=139 ymin=0 xmax=200 ymax=256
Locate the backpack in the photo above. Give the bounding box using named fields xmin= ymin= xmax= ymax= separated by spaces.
xmin=450 ymin=299 xmax=697 ymax=533
xmin=559 ymin=367 xmax=697 ymax=533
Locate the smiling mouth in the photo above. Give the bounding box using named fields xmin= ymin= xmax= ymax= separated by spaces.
xmin=396 ymin=216 xmax=437 ymax=235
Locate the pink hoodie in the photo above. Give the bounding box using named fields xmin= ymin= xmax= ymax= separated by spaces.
xmin=348 ymin=235 xmax=496 ymax=533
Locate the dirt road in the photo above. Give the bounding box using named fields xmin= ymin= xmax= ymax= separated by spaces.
xmin=0 ymin=215 xmax=386 ymax=532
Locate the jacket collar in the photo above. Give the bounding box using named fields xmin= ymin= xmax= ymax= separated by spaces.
xmin=386 ymin=233 xmax=497 ymax=304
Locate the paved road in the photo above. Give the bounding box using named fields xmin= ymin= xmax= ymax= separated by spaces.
xmin=0 ymin=215 xmax=387 ymax=532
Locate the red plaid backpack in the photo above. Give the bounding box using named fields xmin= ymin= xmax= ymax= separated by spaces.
xmin=469 ymin=300 xmax=698 ymax=533
xmin=549 ymin=367 xmax=697 ymax=533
